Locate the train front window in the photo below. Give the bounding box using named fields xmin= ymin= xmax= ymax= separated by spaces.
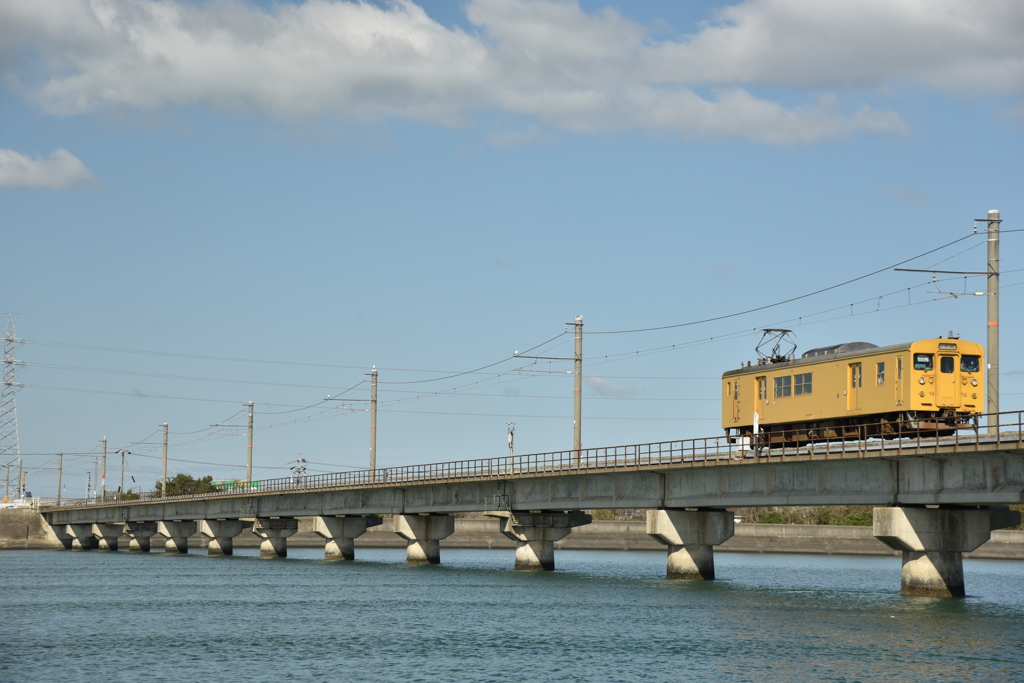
xmin=913 ymin=353 xmax=933 ymax=371
xmin=774 ymin=376 xmax=791 ymax=398
xmin=961 ymin=355 xmax=980 ymax=373
xmin=940 ymin=356 xmax=954 ymax=373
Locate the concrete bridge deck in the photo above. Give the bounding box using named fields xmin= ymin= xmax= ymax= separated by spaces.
xmin=41 ymin=420 xmax=1024 ymax=523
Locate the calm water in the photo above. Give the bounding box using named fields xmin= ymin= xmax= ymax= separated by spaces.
xmin=3 ymin=548 xmax=1023 ymax=682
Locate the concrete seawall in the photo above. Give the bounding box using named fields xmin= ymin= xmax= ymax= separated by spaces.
xmin=4 ymin=509 xmax=1022 ymax=560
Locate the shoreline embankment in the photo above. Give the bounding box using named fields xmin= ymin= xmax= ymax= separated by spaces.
xmin=3 ymin=509 xmax=1022 ymax=559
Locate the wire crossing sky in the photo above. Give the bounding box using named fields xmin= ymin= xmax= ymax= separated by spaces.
xmin=1 ymin=0 xmax=1022 ymax=498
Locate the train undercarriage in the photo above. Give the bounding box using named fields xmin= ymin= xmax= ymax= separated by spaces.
xmin=728 ymin=409 xmax=979 ymax=447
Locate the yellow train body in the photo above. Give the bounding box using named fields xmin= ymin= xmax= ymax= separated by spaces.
xmin=721 ymin=338 xmax=984 ymax=443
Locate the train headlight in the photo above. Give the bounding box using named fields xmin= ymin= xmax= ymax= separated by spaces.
xmin=972 ymin=393 xmax=978 ymax=399
xmin=919 ymin=391 xmax=925 ymax=397
xmin=918 ymin=378 xmax=926 ymax=385
xmin=971 ymin=379 xmax=978 ymax=386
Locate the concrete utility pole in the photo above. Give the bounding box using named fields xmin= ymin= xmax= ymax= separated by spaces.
xmin=573 ymin=315 xmax=583 ymax=464
xmin=100 ymin=436 xmax=107 ymax=501
xmin=987 ymin=210 xmax=1000 ymax=433
xmin=56 ymin=453 xmax=62 ymax=506
xmin=369 ymin=366 xmax=378 ymax=478
xmin=161 ymin=423 xmax=168 ymax=498
xmin=247 ymin=401 xmax=254 ymax=483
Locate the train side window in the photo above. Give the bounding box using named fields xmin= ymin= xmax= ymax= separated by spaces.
xmin=794 ymin=373 xmax=812 ymax=395
xmin=940 ymin=356 xmax=954 ymax=373
xmin=913 ymin=353 xmax=933 ymax=371
xmin=726 ymin=382 xmax=731 ymax=397
xmin=897 ymin=357 xmax=903 ymax=380
xmin=757 ymin=377 xmax=767 ymax=401
xmin=961 ymin=355 xmax=980 ymax=372
xmin=774 ymin=376 xmax=792 ymax=398
xmin=876 ymin=362 xmax=885 ymax=386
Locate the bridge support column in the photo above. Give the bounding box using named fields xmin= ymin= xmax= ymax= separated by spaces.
xmin=92 ymin=523 xmax=122 ymax=551
xmin=394 ymin=514 xmax=455 ymax=565
xmin=157 ymin=521 xmax=197 ymax=554
xmin=873 ymin=507 xmax=1020 ymax=597
xmin=489 ymin=511 xmax=592 ymax=571
xmin=124 ymin=522 xmax=158 ymax=553
xmin=646 ymin=509 xmax=735 ymax=580
xmin=65 ymin=524 xmax=97 ymax=551
xmin=253 ymin=518 xmax=298 ymax=558
xmin=314 ymin=515 xmax=383 ymax=561
xmin=198 ymin=519 xmax=246 ymax=556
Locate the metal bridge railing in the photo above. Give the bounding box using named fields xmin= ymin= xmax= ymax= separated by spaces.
xmin=44 ymin=409 xmax=1024 ymax=510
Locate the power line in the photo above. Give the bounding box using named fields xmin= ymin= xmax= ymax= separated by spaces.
xmin=588 ymin=232 xmax=978 ymax=334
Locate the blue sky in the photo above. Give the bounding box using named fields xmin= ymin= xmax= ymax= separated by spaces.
xmin=1 ymin=0 xmax=1022 ymax=499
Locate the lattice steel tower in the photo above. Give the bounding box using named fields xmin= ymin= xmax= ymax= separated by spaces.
xmin=0 ymin=314 xmax=23 ymax=464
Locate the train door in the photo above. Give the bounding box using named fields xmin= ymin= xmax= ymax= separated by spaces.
xmin=936 ymin=353 xmax=960 ymax=407
xmin=731 ymin=380 xmax=741 ymax=422
xmin=848 ymin=362 xmax=862 ymax=411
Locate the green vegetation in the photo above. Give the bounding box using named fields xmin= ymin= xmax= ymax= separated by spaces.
xmin=119 ymin=490 xmax=141 ymax=501
xmin=155 ymin=473 xmax=219 ymax=496
xmin=734 ymin=505 xmax=874 ymax=526
xmin=588 ymin=506 xmax=876 ymax=525
xmin=1010 ymin=505 xmax=1024 ymax=530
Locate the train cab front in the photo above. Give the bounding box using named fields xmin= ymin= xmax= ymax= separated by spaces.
xmin=906 ymin=339 xmax=983 ymax=432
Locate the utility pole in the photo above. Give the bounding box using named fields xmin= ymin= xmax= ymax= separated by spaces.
xmin=987 ymin=210 xmax=1000 ymax=433
xmin=369 ymin=366 xmax=378 ymax=478
xmin=246 ymin=401 xmax=254 ymax=483
xmin=118 ymin=450 xmax=126 ymax=495
xmin=573 ymin=315 xmax=583 ymax=464
xmin=3 ymin=463 xmax=8 ymax=502
xmin=56 ymin=453 xmax=63 ymax=506
xmin=161 ymin=423 xmax=168 ymax=498
xmin=507 ymin=422 xmax=515 ymax=475
xmin=100 ymin=436 xmax=107 ymax=501
xmin=17 ymin=456 xmax=22 ymax=500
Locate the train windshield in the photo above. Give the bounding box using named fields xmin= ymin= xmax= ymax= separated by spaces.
xmin=913 ymin=353 xmax=933 ymax=371
xmin=961 ymin=355 xmax=980 ymax=372
xmin=940 ymin=356 xmax=955 ymax=373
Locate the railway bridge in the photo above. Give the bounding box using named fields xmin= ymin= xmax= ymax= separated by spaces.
xmin=41 ymin=411 xmax=1024 ymax=598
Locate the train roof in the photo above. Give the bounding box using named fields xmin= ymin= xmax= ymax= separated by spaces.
xmin=721 ymin=339 xmax=966 ymax=377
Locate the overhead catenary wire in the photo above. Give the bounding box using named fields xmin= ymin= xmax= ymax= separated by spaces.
xmin=587 ymin=232 xmax=979 ymax=334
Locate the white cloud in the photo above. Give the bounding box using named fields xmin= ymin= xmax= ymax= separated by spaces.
xmin=584 ymin=375 xmax=638 ymax=398
xmin=0 ymin=148 xmax=100 ymax=189
xmin=3 ymin=0 xmax=1020 ymax=143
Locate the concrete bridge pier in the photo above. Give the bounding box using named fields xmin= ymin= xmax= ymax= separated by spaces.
xmin=873 ymin=507 xmax=1021 ymax=597
xmin=92 ymin=523 xmax=123 ymax=551
xmin=253 ymin=518 xmax=299 ymax=558
xmin=646 ymin=509 xmax=735 ymax=580
xmin=490 ymin=511 xmax=592 ymax=571
xmin=157 ymin=521 xmax=197 ymax=554
xmin=314 ymin=515 xmax=383 ymax=561
xmin=394 ymin=514 xmax=455 ymax=564
xmin=198 ymin=519 xmax=247 ymax=556
xmin=65 ymin=524 xmax=97 ymax=551
xmin=124 ymin=522 xmax=158 ymax=552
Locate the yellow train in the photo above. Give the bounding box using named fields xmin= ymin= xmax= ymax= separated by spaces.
xmin=721 ymin=337 xmax=984 ymax=444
